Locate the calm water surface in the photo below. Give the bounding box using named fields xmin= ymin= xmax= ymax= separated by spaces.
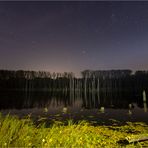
xmin=0 ymin=90 xmax=148 ymax=125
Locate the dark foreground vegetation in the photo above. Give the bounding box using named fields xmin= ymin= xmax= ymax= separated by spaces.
xmin=0 ymin=114 xmax=148 ymax=147
xmin=0 ymin=69 xmax=148 ymax=94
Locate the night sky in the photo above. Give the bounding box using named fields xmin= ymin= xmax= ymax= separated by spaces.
xmin=1 ymin=1 xmax=148 ymax=76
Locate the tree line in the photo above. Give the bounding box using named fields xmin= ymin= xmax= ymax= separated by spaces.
xmin=0 ymin=69 xmax=148 ymax=94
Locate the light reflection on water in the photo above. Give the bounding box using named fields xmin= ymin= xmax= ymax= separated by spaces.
xmin=0 ymin=90 xmax=148 ymax=124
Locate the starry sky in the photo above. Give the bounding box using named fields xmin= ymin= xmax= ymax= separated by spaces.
xmin=0 ymin=1 xmax=148 ymax=76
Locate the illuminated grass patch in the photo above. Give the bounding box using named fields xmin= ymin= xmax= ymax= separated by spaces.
xmin=0 ymin=114 xmax=148 ymax=147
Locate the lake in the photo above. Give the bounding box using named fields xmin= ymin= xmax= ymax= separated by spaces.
xmin=0 ymin=90 xmax=148 ymax=125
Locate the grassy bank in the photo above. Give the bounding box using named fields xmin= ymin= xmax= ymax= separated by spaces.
xmin=0 ymin=114 xmax=148 ymax=147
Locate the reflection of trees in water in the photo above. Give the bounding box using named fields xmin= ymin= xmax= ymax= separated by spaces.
xmin=0 ymin=90 xmax=147 ymax=110
xmin=0 ymin=91 xmax=79 ymax=109
xmin=0 ymin=69 xmax=148 ymax=110
xmin=82 ymin=90 xmax=137 ymax=109
xmin=2 ymin=91 xmax=77 ymax=109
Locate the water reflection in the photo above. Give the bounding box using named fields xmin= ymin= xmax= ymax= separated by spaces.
xmin=0 ymin=90 xmax=147 ymax=110
xmin=0 ymin=90 xmax=148 ymax=124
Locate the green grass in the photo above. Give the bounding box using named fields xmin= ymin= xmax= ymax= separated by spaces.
xmin=0 ymin=113 xmax=148 ymax=147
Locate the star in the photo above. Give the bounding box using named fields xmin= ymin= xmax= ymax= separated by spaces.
xmin=82 ymin=50 xmax=86 ymax=54
xmin=111 ymin=13 xmax=117 ymax=24
xmin=111 ymin=13 xmax=115 ymax=18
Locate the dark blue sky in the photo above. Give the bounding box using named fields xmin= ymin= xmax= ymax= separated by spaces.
xmin=0 ymin=1 xmax=148 ymax=76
